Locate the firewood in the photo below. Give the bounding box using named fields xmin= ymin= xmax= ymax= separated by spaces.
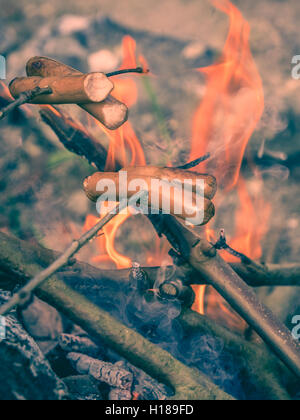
xmin=63 ymin=375 xmax=103 ymax=401
xmin=157 ymin=215 xmax=300 ymax=379
xmin=0 ymin=291 xmax=66 ymax=400
xmin=83 ymin=170 xmax=216 ymax=226
xmin=58 ymin=334 xmax=102 ymax=358
xmin=159 ymin=279 xmax=195 ymax=307
xmin=9 ymin=73 xmax=113 ymax=105
xmin=26 ymin=56 xmax=128 ymax=130
xmin=0 ymin=233 xmax=234 ymax=400
xmin=180 ymin=309 xmax=291 ymax=401
xmin=67 ymin=353 xmax=133 ymax=390
xmin=114 ymin=360 xmax=170 ymax=400
xmin=109 ymin=388 xmax=132 ymax=401
xmin=0 ymin=232 xmax=295 ymax=399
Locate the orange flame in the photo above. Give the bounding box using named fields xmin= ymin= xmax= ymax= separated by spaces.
xmin=84 ymin=36 xmax=147 ymax=269
xmin=104 ymin=36 xmax=146 ymax=170
xmin=190 ymin=0 xmax=264 ymax=191
xmin=0 ymin=81 xmax=14 ymax=100
xmin=190 ymin=0 xmax=267 ymax=321
xmin=83 ymin=4 xmax=270 ymax=330
xmin=225 ymin=176 xmax=271 ymax=262
xmin=84 ymin=213 xmax=131 ymax=269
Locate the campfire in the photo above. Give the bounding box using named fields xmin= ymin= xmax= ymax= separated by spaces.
xmin=0 ymin=0 xmax=299 ymax=401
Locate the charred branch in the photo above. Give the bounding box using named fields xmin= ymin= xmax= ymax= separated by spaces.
xmin=0 ymin=294 xmax=66 ymax=400
xmin=0 ymin=231 xmax=298 ymax=298
xmin=58 ymin=334 xmax=102 ymax=358
xmin=67 ymin=353 xmax=133 ymax=390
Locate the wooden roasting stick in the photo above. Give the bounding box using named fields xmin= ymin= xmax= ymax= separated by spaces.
xmin=9 ymin=73 xmax=114 ymax=105
xmin=26 ymin=56 xmax=128 ymax=130
xmin=83 ymin=170 xmax=217 ymax=226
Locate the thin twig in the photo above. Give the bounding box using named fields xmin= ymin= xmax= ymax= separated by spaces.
xmin=0 ymin=86 xmax=52 ymax=121
xmin=106 ymin=67 xmax=148 ymax=78
xmin=0 ymin=196 xmax=145 ymax=316
xmin=176 ymin=154 xmax=211 ymax=170
xmin=214 ymin=229 xmax=251 ymax=263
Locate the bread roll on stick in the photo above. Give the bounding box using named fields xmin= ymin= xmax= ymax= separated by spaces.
xmin=26 ymin=56 xmax=128 ymax=130
xmin=9 ymin=73 xmax=113 ymax=104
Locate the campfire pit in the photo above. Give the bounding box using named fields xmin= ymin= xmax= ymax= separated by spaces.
xmin=0 ymin=0 xmax=299 ymax=402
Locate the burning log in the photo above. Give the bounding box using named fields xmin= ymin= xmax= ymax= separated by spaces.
xmin=9 ymin=73 xmax=114 ymax=105
xmin=83 ymin=169 xmax=217 ymax=226
xmin=116 ymin=361 xmax=170 ymax=400
xmin=230 ymin=261 xmax=300 ymax=288
xmin=109 ymin=388 xmax=132 ymax=401
xmin=0 ymin=230 xmax=298 ymax=302
xmin=58 ymin=334 xmax=102 ymax=358
xmin=63 ymin=375 xmax=103 ymax=401
xmin=158 ymin=279 xmax=195 ymax=307
xmin=67 ymin=353 xmax=133 ymax=390
xmin=156 ymin=215 xmax=300 ymax=379
xmin=0 ymin=292 xmax=66 ymax=400
xmin=26 ymin=56 xmax=128 ymax=130
xmin=0 ymin=234 xmax=234 ymax=400
xmin=0 ymin=232 xmax=296 ymax=398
